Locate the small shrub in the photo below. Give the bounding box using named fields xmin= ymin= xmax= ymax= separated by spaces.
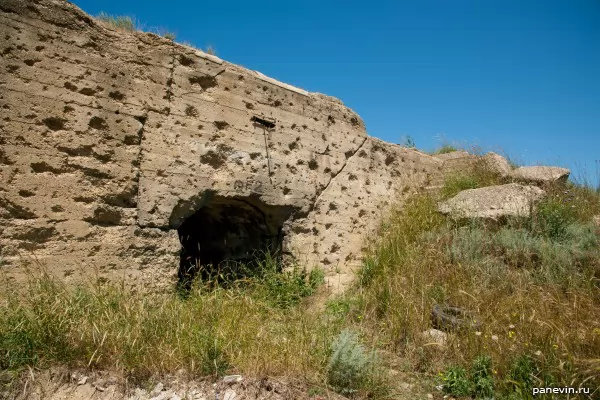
xmin=327 ymin=329 xmax=379 ymax=396
xmin=441 ymin=156 xmax=508 ymax=199
xmin=433 ymin=144 xmax=459 ymax=155
xmin=163 ymin=32 xmax=176 ymax=41
xmin=533 ymin=197 xmax=576 ymax=240
xmin=206 ymin=46 xmax=216 ymax=55
xmin=442 ymin=356 xmax=495 ymax=398
xmin=505 ymin=354 xmax=536 ymax=396
xmin=441 ymin=174 xmax=480 ymax=198
xmin=357 ymin=256 xmax=378 ymax=287
xmin=248 ymin=257 xmax=324 ymax=309
xmin=201 ymin=334 xmax=230 ymax=377
xmin=327 ymin=329 xmax=385 ymax=395
xmin=442 ymin=365 xmax=472 ymax=396
xmin=471 ymin=355 xmax=495 ymax=398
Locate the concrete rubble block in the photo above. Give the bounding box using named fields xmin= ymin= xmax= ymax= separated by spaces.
xmin=510 ymin=166 xmax=570 ymax=184
xmin=421 ymin=328 xmax=448 ymax=347
xmin=482 ymin=152 xmax=512 ymax=177
xmin=439 ymin=183 xmax=546 ymax=221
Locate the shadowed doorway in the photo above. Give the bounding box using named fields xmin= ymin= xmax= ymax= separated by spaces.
xmin=176 ymin=195 xmax=293 ymax=290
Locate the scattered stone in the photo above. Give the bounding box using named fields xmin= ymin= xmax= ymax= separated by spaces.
xmin=510 ymin=166 xmax=570 ymax=184
xmin=77 ymin=376 xmax=88 ymax=385
xmin=223 ymin=375 xmax=243 ymax=384
xmin=150 ymin=382 xmax=164 ymax=396
xmin=482 ymin=152 xmax=512 ymax=177
xmin=150 ymin=390 xmax=174 ymax=400
xmin=439 ymin=183 xmax=545 ymax=221
xmin=223 ymin=389 xmax=237 ymax=400
xmin=422 ymin=328 xmax=448 ymax=346
xmin=593 ymin=215 xmax=600 ymax=227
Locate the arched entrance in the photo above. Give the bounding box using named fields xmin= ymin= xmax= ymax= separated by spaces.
xmin=176 ymin=195 xmax=293 ymax=290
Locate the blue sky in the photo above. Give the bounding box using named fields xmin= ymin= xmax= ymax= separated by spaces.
xmin=74 ymin=0 xmax=599 ymax=185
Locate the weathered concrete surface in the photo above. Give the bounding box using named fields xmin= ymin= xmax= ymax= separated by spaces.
xmin=0 ymin=0 xmax=444 ymax=292
xmin=482 ymin=152 xmax=512 ymax=177
xmin=439 ymin=184 xmax=546 ymax=221
xmin=510 ymin=166 xmax=570 ymax=184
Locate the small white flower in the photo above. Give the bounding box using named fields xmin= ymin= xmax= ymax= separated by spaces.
xmin=491 ymin=335 xmax=498 ymax=341
xmin=535 ymin=350 xmax=542 ymax=356
xmin=475 ymin=331 xmax=482 ymax=336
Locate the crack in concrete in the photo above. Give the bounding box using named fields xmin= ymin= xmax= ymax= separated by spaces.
xmin=309 ymin=136 xmax=369 ymax=212
xmin=262 ymin=126 xmax=274 ymax=185
xmin=164 ymin=43 xmax=177 ymax=110
xmin=132 ymin=111 xmax=149 ymax=224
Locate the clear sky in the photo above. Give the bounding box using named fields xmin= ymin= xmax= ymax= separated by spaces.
xmin=73 ymin=0 xmax=599 ymax=185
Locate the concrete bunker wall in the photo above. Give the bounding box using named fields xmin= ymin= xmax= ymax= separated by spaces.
xmin=0 ymin=0 xmax=443 ymax=292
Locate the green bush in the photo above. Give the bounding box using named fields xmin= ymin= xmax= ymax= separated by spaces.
xmin=471 ymin=355 xmax=495 ymax=398
xmin=432 ymin=144 xmax=459 ymax=155
xmin=505 ymin=355 xmax=536 ymax=396
xmin=442 ymin=356 xmax=495 ymax=398
xmin=327 ymin=329 xmax=379 ymax=396
xmin=441 ymin=174 xmax=481 ymax=198
xmin=246 ymin=256 xmax=324 ymax=309
xmin=533 ymin=197 xmax=576 ymax=240
xmin=442 ymin=365 xmax=472 ymax=396
xmin=200 ymin=334 xmax=230 ymax=377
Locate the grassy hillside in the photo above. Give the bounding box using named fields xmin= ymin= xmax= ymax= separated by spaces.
xmin=1 ymin=161 xmax=599 ymax=399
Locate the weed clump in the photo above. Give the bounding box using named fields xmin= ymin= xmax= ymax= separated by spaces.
xmin=432 ymin=144 xmax=459 ymax=155
xmin=95 ymin=12 xmax=137 ymax=31
xmin=441 ymin=355 xmax=494 ymax=398
xmin=327 ymin=329 xmax=382 ymax=397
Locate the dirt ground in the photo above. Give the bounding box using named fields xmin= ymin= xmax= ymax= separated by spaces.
xmin=2 ymin=366 xmax=440 ymax=400
xmin=3 ymin=368 xmax=353 ymax=400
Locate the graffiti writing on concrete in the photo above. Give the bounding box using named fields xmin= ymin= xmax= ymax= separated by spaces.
xmin=234 ymin=180 xmax=263 ymax=191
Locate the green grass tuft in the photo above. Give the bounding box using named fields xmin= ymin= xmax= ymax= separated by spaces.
xmin=96 ymin=12 xmax=137 ymax=31
xmin=432 ymin=144 xmax=459 ymax=155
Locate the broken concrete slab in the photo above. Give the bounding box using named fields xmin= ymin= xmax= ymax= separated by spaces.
xmin=482 ymin=152 xmax=512 ymax=177
xmin=439 ymin=183 xmax=546 ymax=221
xmin=421 ymin=328 xmax=448 ymax=347
xmin=510 ymin=166 xmax=570 ymax=184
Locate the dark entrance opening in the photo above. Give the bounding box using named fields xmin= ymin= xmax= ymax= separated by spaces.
xmin=176 ymin=195 xmax=293 ymax=290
